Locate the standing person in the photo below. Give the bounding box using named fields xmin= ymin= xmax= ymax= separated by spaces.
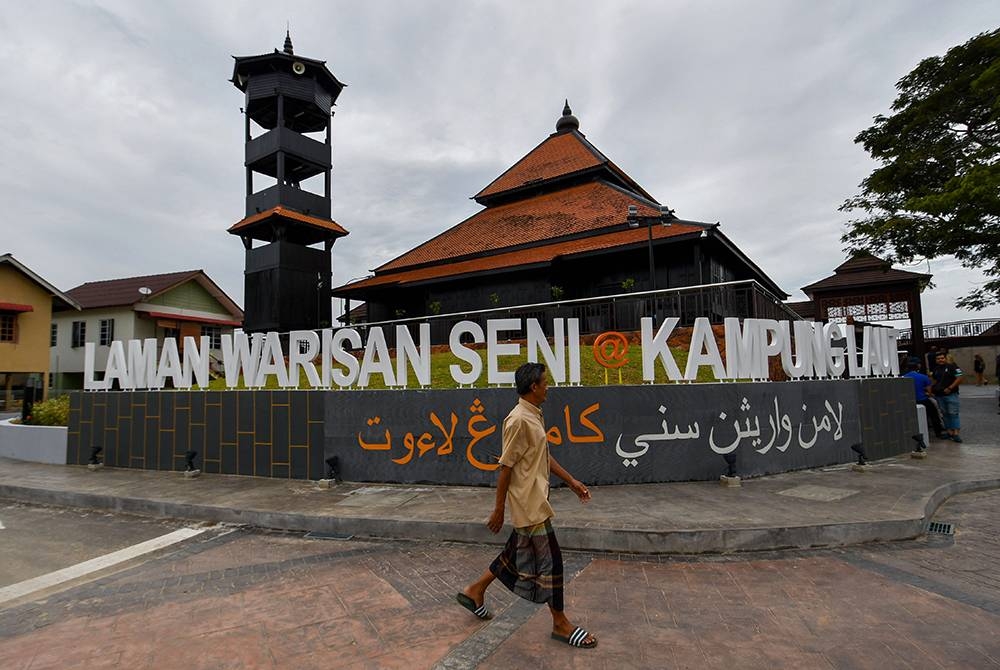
xmin=457 ymin=362 xmax=597 ymax=649
xmin=931 ymin=352 xmax=964 ymax=443
xmin=903 ymin=360 xmax=947 ymax=439
xmin=973 ymin=353 xmax=986 ymax=385
xmin=925 ymin=345 xmax=939 ymax=374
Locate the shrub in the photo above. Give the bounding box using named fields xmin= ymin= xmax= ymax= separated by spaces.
xmin=25 ymin=395 xmax=70 ymax=426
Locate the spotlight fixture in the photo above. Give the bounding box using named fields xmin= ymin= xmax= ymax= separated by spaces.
xmin=184 ymin=450 xmax=201 ymax=478
xmin=719 ymin=452 xmax=741 ymax=487
xmin=850 ymin=442 xmax=867 ymax=466
xmin=325 ymin=456 xmax=339 ymax=481
xmin=723 ymin=452 xmax=737 ymax=478
xmin=88 ymin=445 xmax=103 ymax=465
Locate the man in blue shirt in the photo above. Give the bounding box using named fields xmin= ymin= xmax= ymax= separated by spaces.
xmin=903 ymin=359 xmax=946 ymax=438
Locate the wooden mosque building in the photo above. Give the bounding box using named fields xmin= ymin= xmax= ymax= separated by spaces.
xmin=332 ymin=103 xmax=786 ymax=324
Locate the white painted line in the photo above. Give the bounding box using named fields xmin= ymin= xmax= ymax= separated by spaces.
xmin=0 ymin=527 xmax=205 ymax=605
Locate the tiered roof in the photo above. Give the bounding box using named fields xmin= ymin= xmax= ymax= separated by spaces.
xmin=336 ymin=103 xmax=714 ymax=296
xmin=801 ymin=252 xmax=931 ymax=296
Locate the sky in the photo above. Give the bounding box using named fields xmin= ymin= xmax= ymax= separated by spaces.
xmin=1 ymin=1 xmax=997 ymax=328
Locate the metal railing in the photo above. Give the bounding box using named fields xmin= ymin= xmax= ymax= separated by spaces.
xmin=898 ymin=318 xmax=999 ymax=341
xmin=347 ymin=280 xmax=800 ymax=345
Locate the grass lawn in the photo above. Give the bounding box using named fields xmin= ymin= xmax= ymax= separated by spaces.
xmin=207 ymin=344 xmax=717 ymax=390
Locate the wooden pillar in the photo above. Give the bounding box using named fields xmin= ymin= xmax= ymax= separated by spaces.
xmin=909 ymin=284 xmax=926 ymax=368
xmin=276 ymin=95 xmax=286 ymax=185
xmin=325 ymin=116 xmax=332 ymax=199
xmin=245 ymin=111 xmax=252 ymax=197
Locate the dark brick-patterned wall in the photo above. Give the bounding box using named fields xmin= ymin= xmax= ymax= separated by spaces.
xmin=66 ymin=379 xmax=915 ymax=483
xmin=68 ymin=391 xmax=325 ymax=480
xmin=856 ymin=377 xmax=918 ymax=460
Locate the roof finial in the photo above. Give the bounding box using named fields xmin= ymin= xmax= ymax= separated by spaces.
xmin=555 ymin=99 xmax=579 ymax=133
xmin=283 ymin=27 xmax=294 ymax=55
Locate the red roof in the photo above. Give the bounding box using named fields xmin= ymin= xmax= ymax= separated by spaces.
xmin=228 ymin=206 xmax=349 ymax=243
xmin=68 ymin=271 xmax=203 ymax=309
xmin=0 ymin=302 xmax=33 ymax=313
xmin=66 ymin=270 xmax=243 ymax=321
xmin=475 ymin=132 xmax=605 ymax=200
xmin=331 ymin=107 xmax=764 ymax=298
xmin=378 ymin=181 xmax=663 ymax=272
xmin=341 ymin=220 xmax=705 ymax=293
xmin=143 ymin=311 xmax=242 ymax=327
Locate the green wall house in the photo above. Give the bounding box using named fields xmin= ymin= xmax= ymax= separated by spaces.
xmin=50 ymin=270 xmax=243 ymax=391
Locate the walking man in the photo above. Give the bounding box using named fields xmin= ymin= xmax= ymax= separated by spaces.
xmin=457 ymin=362 xmax=597 ymax=649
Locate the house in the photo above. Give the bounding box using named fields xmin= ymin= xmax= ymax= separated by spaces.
xmin=50 ymin=270 xmax=243 ymax=390
xmin=332 ymin=103 xmax=787 ymax=327
xmin=0 ymin=253 xmax=80 ymax=408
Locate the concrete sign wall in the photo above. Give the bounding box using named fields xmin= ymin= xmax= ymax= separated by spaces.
xmin=329 ymin=378 xmax=913 ymax=485
xmin=68 ymin=378 xmax=915 ymax=485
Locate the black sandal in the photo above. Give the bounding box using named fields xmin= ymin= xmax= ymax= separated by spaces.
xmin=551 ymin=626 xmax=597 ymax=648
xmin=456 ymin=592 xmax=492 ymax=620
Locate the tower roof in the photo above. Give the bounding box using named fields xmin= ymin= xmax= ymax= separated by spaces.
xmin=473 ymin=104 xmax=656 ymax=205
xmin=228 ymin=206 xmax=349 ymax=246
xmin=231 ymin=33 xmax=346 ymax=102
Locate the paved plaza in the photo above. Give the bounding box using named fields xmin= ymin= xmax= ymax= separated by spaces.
xmin=0 ymin=387 xmax=997 ymax=668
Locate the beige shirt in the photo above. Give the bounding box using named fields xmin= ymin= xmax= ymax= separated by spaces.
xmin=498 ymin=397 xmax=554 ymax=528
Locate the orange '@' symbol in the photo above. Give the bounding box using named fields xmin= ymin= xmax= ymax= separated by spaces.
xmin=592 ymin=332 xmax=629 ymax=369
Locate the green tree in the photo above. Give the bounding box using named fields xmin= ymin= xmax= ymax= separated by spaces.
xmin=841 ymin=28 xmax=1000 ymax=308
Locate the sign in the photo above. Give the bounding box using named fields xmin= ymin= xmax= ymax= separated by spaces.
xmin=83 ymin=317 xmax=899 ymax=391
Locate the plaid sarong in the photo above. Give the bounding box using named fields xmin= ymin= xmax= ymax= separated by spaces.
xmin=489 ymin=519 xmax=564 ymax=612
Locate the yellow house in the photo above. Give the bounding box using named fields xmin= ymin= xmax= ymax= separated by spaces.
xmin=0 ymin=254 xmax=80 ymax=409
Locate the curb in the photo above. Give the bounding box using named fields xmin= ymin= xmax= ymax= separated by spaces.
xmin=3 ymin=477 xmax=999 ymax=555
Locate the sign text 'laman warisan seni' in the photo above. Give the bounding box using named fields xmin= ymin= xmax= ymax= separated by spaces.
xmin=82 ymin=317 xmax=899 ymax=391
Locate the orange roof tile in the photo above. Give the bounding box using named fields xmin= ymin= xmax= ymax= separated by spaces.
xmin=228 ymin=206 xmax=349 ymax=237
xmin=379 ymin=181 xmax=661 ymax=272
xmin=474 ymin=132 xmax=605 ymax=200
xmin=339 ymin=221 xmax=705 ymax=293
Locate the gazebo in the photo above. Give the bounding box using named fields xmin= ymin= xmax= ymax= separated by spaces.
xmin=799 ymin=252 xmax=931 ymax=362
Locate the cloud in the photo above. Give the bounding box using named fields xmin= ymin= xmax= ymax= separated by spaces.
xmin=1 ymin=0 xmax=995 ymax=324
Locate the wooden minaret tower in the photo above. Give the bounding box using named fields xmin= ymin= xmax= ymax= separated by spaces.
xmin=228 ymin=32 xmax=348 ymax=333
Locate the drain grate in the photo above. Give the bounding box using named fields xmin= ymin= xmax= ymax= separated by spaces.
xmin=927 ymin=521 xmax=955 ymax=535
xmin=304 ymin=531 xmax=355 ymax=541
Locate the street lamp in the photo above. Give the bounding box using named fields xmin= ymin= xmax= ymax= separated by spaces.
xmin=627 ymin=204 xmax=675 ymax=291
xmin=339 ymin=275 xmax=373 ymax=326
